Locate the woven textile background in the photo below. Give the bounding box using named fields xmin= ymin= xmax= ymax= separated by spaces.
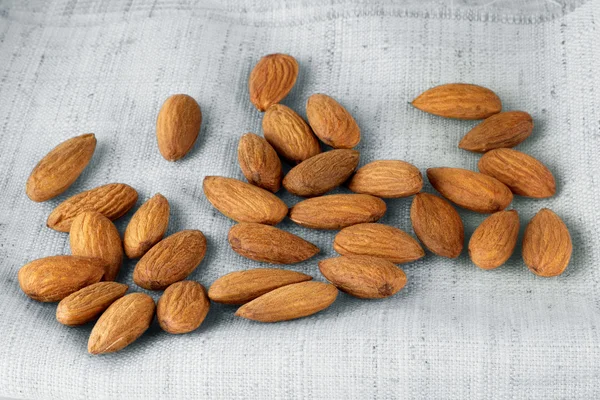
xmin=1 ymin=0 xmax=599 ymax=398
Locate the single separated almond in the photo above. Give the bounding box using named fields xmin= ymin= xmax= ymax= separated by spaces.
xmin=26 ymin=133 xmax=96 ymax=202
xmin=306 ymin=94 xmax=360 ymax=148
xmin=459 ymin=111 xmax=533 ymax=152
xmin=203 ymin=176 xmax=287 ymax=225
xmin=348 ymin=160 xmax=423 ymax=198
xmin=235 ymin=281 xmax=338 ymax=322
xmin=469 ymin=210 xmax=519 ymax=270
xmin=237 ymin=133 xmax=282 ymax=193
xmin=249 ymin=54 xmax=298 ymax=111
xmin=156 ymin=94 xmax=202 ymax=161
xmin=123 ymin=193 xmax=170 ymax=259
xmin=56 ymin=282 xmax=128 ymax=326
xmin=228 ymin=223 xmax=319 ymax=264
xmin=157 ymin=281 xmax=210 ymax=334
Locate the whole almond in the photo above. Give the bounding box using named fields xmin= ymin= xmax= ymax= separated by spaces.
xmin=410 ymin=193 xmax=464 ymax=258
xmin=123 ymin=193 xmax=170 ymax=259
xmin=88 ymin=293 xmax=155 ymax=355
xmin=133 ymin=230 xmax=207 ymax=290
xmin=283 ymin=149 xmax=359 ymax=197
xmin=18 ymin=256 xmax=106 ymax=302
xmin=203 ymin=176 xmax=287 ymax=225
xmin=348 ymin=160 xmax=423 ymax=198
xmin=306 ymin=94 xmax=360 ymax=148
xmin=427 ymin=168 xmax=512 ymax=213
xmin=235 ymin=281 xmax=338 ymax=322
xmin=157 ymin=281 xmax=210 ymax=334
xmin=208 ymin=268 xmax=312 ymax=305
xmin=249 ymin=53 xmax=298 ymax=111
xmin=237 ymin=133 xmax=282 ymax=193
xmin=478 ymin=148 xmax=556 ymax=198
xmin=522 ymin=208 xmax=572 ymax=277
xmin=459 ymin=111 xmax=533 ymax=152
xmin=26 ymin=133 xmax=96 ymax=202
xmin=333 ymin=223 xmax=424 ymax=264
xmin=228 ymin=223 xmax=319 ymax=264
xmin=289 ymin=194 xmax=386 ymax=230
xmin=56 ymin=282 xmax=128 ymax=326
xmin=469 ymin=210 xmax=519 ymax=270
xmin=47 ymin=183 xmax=138 ymax=232
xmin=156 ymin=94 xmax=202 ymax=161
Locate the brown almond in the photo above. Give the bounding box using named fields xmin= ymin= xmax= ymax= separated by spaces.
xmin=249 ymin=54 xmax=298 ymax=112
xmin=237 ymin=133 xmax=282 ymax=193
xmin=306 ymin=94 xmax=360 ymax=148
xmin=157 ymin=281 xmax=210 ymax=334
xmin=459 ymin=111 xmax=533 ymax=152
xmin=156 ymin=94 xmax=202 ymax=161
xmin=469 ymin=210 xmax=519 ymax=270
xmin=56 ymin=282 xmax=128 ymax=326
xmin=123 ymin=193 xmax=170 ymax=259
xmin=348 ymin=160 xmax=423 ymax=198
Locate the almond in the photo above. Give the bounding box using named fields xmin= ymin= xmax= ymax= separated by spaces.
xmin=235 ymin=281 xmax=337 ymax=322
xmin=56 ymin=282 xmax=128 ymax=326
xmin=412 ymin=83 xmax=502 ymax=120
xmin=203 ymin=176 xmax=287 ymax=225
xmin=427 ymin=168 xmax=512 ymax=213
xmin=283 ymin=149 xmax=359 ymax=197
xmin=237 ymin=133 xmax=282 ymax=193
xmin=306 ymin=94 xmax=360 ymax=148
xmin=26 ymin=133 xmax=96 ymax=202
xmin=157 ymin=281 xmax=210 ymax=334
xmin=249 ymin=53 xmax=298 ymax=112
xmin=469 ymin=210 xmax=519 ymax=270
xmin=348 ymin=160 xmax=423 ymax=198
xmin=133 ymin=230 xmax=207 ymax=290
xmin=522 ymin=208 xmax=572 ymax=277
xmin=410 ymin=193 xmax=464 ymax=258
xmin=459 ymin=111 xmax=533 ymax=152
xmin=478 ymin=148 xmax=556 ymax=198
xmin=47 ymin=183 xmax=138 ymax=232
xmin=156 ymin=94 xmax=202 ymax=161
xmin=228 ymin=223 xmax=319 ymax=264
xmin=123 ymin=193 xmax=170 ymax=259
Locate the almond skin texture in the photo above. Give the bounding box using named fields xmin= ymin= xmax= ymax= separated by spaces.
xmin=333 ymin=223 xmax=424 ymax=264
xmin=427 ymin=168 xmax=513 ymax=213
xmin=469 ymin=210 xmax=520 ymax=270
xmin=459 ymin=111 xmax=533 ymax=152
xmin=26 ymin=133 xmax=96 ymax=202
xmin=348 ymin=160 xmax=423 ymax=198
xmin=283 ymin=149 xmax=359 ymax=197
xmin=56 ymin=282 xmax=128 ymax=326
xmin=289 ymin=194 xmax=386 ymax=230
xmin=203 ymin=176 xmax=287 ymax=225
xmin=306 ymin=94 xmax=360 ymax=148
xmin=157 ymin=281 xmax=210 ymax=334
xmin=522 ymin=209 xmax=572 ymax=277
xmin=262 ymin=104 xmax=321 ymax=163
xmin=123 ymin=193 xmax=170 ymax=259
xmin=208 ymin=268 xmax=312 ymax=305
xmin=88 ymin=293 xmax=155 ymax=355
xmin=237 ymin=133 xmax=282 ymax=193
xmin=478 ymin=148 xmax=556 ymax=198
xmin=412 ymin=83 xmax=502 ymax=120
xmin=156 ymin=94 xmax=202 ymax=161
xmin=47 ymin=183 xmax=138 ymax=232
xmin=410 ymin=193 xmax=464 ymax=258
xmin=235 ymin=281 xmax=338 ymax=322
xmin=228 ymin=223 xmax=319 ymax=264
xmin=133 ymin=230 xmax=207 ymax=290
xmin=319 ymin=255 xmax=407 ymax=299
xmin=249 ymin=54 xmax=298 ymax=112
xmin=70 ymin=211 xmax=123 ymax=281
xmin=18 ymin=256 xmax=106 ymax=302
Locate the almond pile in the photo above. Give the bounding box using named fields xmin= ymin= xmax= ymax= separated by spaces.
xmin=18 ymin=54 xmax=572 ymax=355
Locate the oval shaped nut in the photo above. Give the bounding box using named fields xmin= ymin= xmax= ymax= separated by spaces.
xmin=333 ymin=223 xmax=424 ymax=264
xmin=283 ymin=149 xmax=359 ymax=197
xmin=123 ymin=193 xmax=170 ymax=259
xmin=133 ymin=230 xmax=207 ymax=290
xmin=411 ymin=83 xmax=502 ymax=120
xmin=26 ymin=133 xmax=96 ymax=202
xmin=478 ymin=148 xmax=556 ymax=198
xmin=249 ymin=53 xmax=298 ymax=112
xmin=56 ymin=282 xmax=128 ymax=326
xmin=157 ymin=281 xmax=210 ymax=334
xmin=235 ymin=281 xmax=338 ymax=323
xmin=203 ymin=176 xmax=288 ymax=225
xmin=88 ymin=293 xmax=155 ymax=355
xmin=289 ymin=194 xmax=386 ymax=230
xmin=459 ymin=111 xmax=533 ymax=152
xmin=237 ymin=133 xmax=282 ymax=193
xmin=427 ymin=168 xmax=513 ymax=213
xmin=306 ymin=94 xmax=360 ymax=148
xmin=228 ymin=223 xmax=319 ymax=264
xmin=348 ymin=160 xmax=423 ymax=198
xmin=410 ymin=193 xmax=464 ymax=258
xmin=469 ymin=210 xmax=519 ymax=270
xmin=156 ymin=94 xmax=202 ymax=161
xmin=18 ymin=256 xmax=106 ymax=302
xmin=522 ymin=208 xmax=572 ymax=277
